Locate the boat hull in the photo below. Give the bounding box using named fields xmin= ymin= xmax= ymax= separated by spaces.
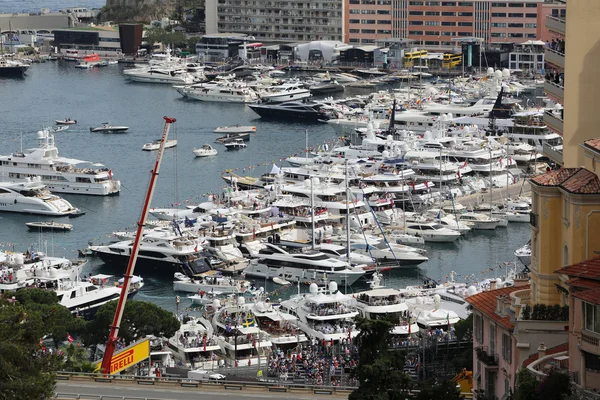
xmin=0 ymin=66 xmax=28 ymax=78
xmin=248 ymin=105 xmax=323 ymax=121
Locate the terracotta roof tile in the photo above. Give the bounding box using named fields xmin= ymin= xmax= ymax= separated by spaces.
xmin=573 ymin=289 xmax=600 ymax=304
xmin=522 ymin=342 xmax=568 ymax=367
xmin=555 ymin=256 xmax=600 ymax=280
xmin=566 ymin=278 xmax=600 ymax=290
xmin=584 ymin=138 xmax=600 ymax=153
xmin=465 ymin=286 xmax=529 ymax=330
xmin=529 ymin=167 xmax=600 ymax=194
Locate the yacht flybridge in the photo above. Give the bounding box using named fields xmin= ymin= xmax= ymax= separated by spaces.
xmin=0 ymin=128 xmax=120 ymax=196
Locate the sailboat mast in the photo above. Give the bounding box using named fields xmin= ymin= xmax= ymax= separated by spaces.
xmin=345 ymin=160 xmax=351 ymax=261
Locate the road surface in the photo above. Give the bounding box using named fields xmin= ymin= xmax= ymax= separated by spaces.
xmin=55 ymin=382 xmax=349 ymax=400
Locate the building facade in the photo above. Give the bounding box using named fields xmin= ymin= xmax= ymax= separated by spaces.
xmin=53 ymin=27 xmax=122 ymax=57
xmin=205 ymin=0 xmax=344 ymax=43
xmin=345 ymin=0 xmax=566 ymax=50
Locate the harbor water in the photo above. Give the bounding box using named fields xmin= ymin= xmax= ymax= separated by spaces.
xmin=0 ymin=62 xmax=531 ymax=312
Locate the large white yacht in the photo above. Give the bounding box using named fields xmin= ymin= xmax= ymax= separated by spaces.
xmin=123 ymin=66 xmax=197 ymax=84
xmin=279 ymin=282 xmax=360 ymax=342
xmin=91 ymin=232 xmax=211 ymax=276
xmin=257 ymin=81 xmax=311 ymax=103
xmin=211 ymin=296 xmax=272 ymax=367
xmin=167 ymin=316 xmax=223 ymax=369
xmin=243 ymin=243 xmax=365 ymax=286
xmin=184 ymin=82 xmax=259 ymax=103
xmin=251 ymin=295 xmax=309 ymax=351
xmin=0 ymin=128 xmax=120 ymax=196
xmin=0 ymin=178 xmax=79 ymax=216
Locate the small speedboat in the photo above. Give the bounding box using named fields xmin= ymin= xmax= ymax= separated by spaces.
xmin=193 ymin=144 xmax=218 ymax=157
xmin=26 ymin=221 xmax=73 ymax=231
xmin=142 ymin=139 xmax=177 ymax=151
xmin=223 ymin=138 xmax=247 ymax=150
xmin=90 ymin=123 xmax=129 ymax=133
xmin=273 ymin=277 xmax=291 ymax=286
xmin=214 ymin=125 xmax=256 ymax=134
xmin=214 ymin=132 xmax=250 ymax=144
xmin=53 ymin=126 xmax=69 ymax=133
xmin=55 ymin=119 xmax=77 ymax=125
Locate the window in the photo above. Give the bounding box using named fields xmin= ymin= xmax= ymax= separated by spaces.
xmin=491 ymin=32 xmax=506 ymax=38
xmin=361 ymin=38 xmax=375 ymax=43
xmin=508 ymin=2 xmax=523 ymax=7
xmin=425 ymin=11 xmax=440 ymax=15
xmin=525 ymin=33 xmax=536 ymax=38
xmin=492 ymin=23 xmax=507 ymax=27
xmin=377 ymin=29 xmax=391 ymax=34
xmin=508 ymin=33 xmax=523 ymax=38
xmin=458 ymin=11 xmax=472 ymax=16
xmin=362 ymin=29 xmax=376 ymax=33
xmin=442 ymin=21 xmax=456 ymax=26
xmin=378 ymin=20 xmax=391 ymax=24
xmin=441 ymin=31 xmax=454 ymax=36
xmin=425 ymin=1 xmax=440 ymax=5
xmin=442 ymin=11 xmax=456 ymax=16
xmin=424 ymin=41 xmax=439 ymax=45
xmin=457 ymin=1 xmax=473 ymax=5
xmin=409 ymin=11 xmax=424 ymax=15
xmin=526 ymin=2 xmax=537 ymax=7
xmin=349 ymin=9 xmax=360 ymax=14
xmin=508 ymin=13 xmax=523 ymax=17
xmin=361 ymin=19 xmax=376 ymax=24
xmin=502 ymin=334 xmax=512 ymax=362
xmin=584 ymin=302 xmax=600 ymax=333
xmin=474 ymin=314 xmax=484 ymax=343
xmin=458 ymin=21 xmax=472 ymax=26
xmin=525 ymin=23 xmax=536 ymax=28
xmin=490 ymin=324 xmax=496 ymax=355
xmin=409 ymin=30 xmax=423 ymax=35
xmin=425 ymin=31 xmax=439 ymax=35
xmin=361 ymin=9 xmax=376 ymax=14
xmin=349 ymin=19 xmax=360 ymax=23
xmin=457 ymin=32 xmax=471 ymax=36
xmin=409 ymin=0 xmax=423 ymax=4
xmin=508 ymin=23 xmax=523 ymax=28
xmin=410 ymin=20 xmax=424 ymax=25
xmin=526 ymin=13 xmax=537 ymax=18
xmin=349 ymin=38 xmax=360 ymax=43
xmin=349 ymin=28 xmax=360 ymax=33
xmin=425 ymin=21 xmax=440 ymax=26
xmin=491 ymin=12 xmax=506 ymax=17
xmin=442 ymin=1 xmax=456 ymax=5
xmin=491 ymin=2 xmax=506 ymax=6
xmin=377 ymin=9 xmax=390 ymax=14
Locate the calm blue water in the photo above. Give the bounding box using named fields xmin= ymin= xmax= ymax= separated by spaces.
xmin=0 ymin=0 xmax=105 ymax=13
xmin=0 ymin=62 xmax=531 ymax=312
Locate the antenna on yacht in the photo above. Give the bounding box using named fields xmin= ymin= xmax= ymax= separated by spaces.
xmin=100 ymin=116 xmax=177 ymax=375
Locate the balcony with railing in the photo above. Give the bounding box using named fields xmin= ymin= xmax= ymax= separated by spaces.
xmin=545 ymin=48 xmax=565 ymax=69
xmin=546 ymin=15 xmax=566 ymax=36
xmin=544 ymin=109 xmax=564 ymax=135
xmin=544 ymin=79 xmax=564 ymax=102
xmin=543 ymin=142 xmax=563 ymax=165
xmin=581 ymin=330 xmax=600 ymax=356
xmin=475 ymin=346 xmax=499 ymax=368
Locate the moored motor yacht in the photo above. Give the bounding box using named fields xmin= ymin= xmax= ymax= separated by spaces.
xmin=173 ymin=271 xmax=249 ymax=294
xmin=214 ymin=125 xmax=256 ymax=134
xmin=0 ymin=178 xmax=80 ymax=216
xmin=167 ymin=316 xmax=223 ymax=369
xmin=514 ymin=241 xmax=531 ymax=267
xmin=142 ymin=139 xmax=178 ymax=151
xmin=401 ymin=221 xmax=461 ymax=243
xmin=0 ymin=128 xmax=120 ymax=196
xmin=257 ymin=82 xmax=311 ymax=103
xmin=25 ymin=221 xmax=73 ymax=231
xmin=223 ymin=138 xmax=247 ymax=150
xmin=193 ymin=144 xmax=218 ymax=157
xmin=89 ymin=123 xmax=129 ymax=133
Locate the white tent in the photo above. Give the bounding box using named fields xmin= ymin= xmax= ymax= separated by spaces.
xmin=295 ymin=41 xmax=346 ymax=62
xmin=520 ymin=40 xmax=545 ymax=46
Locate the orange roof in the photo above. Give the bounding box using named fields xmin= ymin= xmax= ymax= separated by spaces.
xmin=584 ymin=138 xmax=600 ymax=153
xmin=530 ymin=168 xmax=600 ymax=194
xmin=573 ymin=289 xmax=600 ymax=305
xmin=465 ymin=286 xmax=529 ymax=330
xmin=555 ymin=256 xmax=600 ymax=280
xmin=566 ymin=278 xmax=600 ymax=290
xmin=522 ymin=342 xmax=568 ymax=367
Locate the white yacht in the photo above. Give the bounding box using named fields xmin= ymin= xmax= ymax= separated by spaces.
xmin=193 ymin=144 xmax=218 ymax=157
xmin=91 ymin=232 xmax=211 ymax=276
xmin=355 ymin=276 xmax=419 ymax=336
xmin=401 ymin=221 xmax=461 ymax=243
xmin=405 ymin=294 xmax=462 ymax=331
xmin=142 ymin=139 xmax=178 ymax=151
xmin=0 ymin=178 xmax=79 ymax=216
xmin=505 ymin=200 xmax=532 ymax=223
xmin=508 ymin=111 xmax=563 ymax=154
xmin=279 ymin=282 xmax=360 ymax=342
xmin=0 ymin=128 xmax=120 ymax=196
xmin=349 ymin=241 xmax=429 ymax=267
xmin=257 ymin=82 xmax=311 ymax=103
xmin=167 ymin=316 xmax=223 ymax=369
xmin=185 ymin=83 xmax=258 ymax=103
xmin=514 ymin=241 xmax=531 ymax=267
xmin=124 ymin=66 xmax=197 ymax=84
xmin=173 ymin=271 xmax=249 ymax=294
xmin=251 ymin=296 xmax=309 ymax=351
xmin=422 ymin=209 xmax=472 ymax=234
xmin=212 ymin=297 xmax=272 ymax=367
xmin=243 ymin=243 xmax=364 ymax=286
xmin=441 ymin=205 xmax=500 ymax=230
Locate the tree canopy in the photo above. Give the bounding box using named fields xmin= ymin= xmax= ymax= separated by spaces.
xmin=415 ymin=379 xmax=462 ymax=400
xmin=83 ymin=300 xmax=180 ymax=346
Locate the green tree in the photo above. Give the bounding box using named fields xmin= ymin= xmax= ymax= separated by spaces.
xmin=349 ymin=317 xmax=413 ymax=400
xmin=515 ymin=369 xmax=538 ymax=400
xmin=415 ymin=379 xmax=462 ymax=400
xmin=60 ymin=343 xmax=97 ymax=373
xmin=0 ymin=301 xmax=62 ymax=399
xmin=536 ymin=370 xmax=571 ymax=400
xmin=11 ymin=289 xmax=86 ymax=347
xmin=84 ymin=300 xmax=179 ymax=346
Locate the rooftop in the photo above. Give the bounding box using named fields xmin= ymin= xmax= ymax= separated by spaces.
xmin=523 ymin=342 xmax=568 ymax=368
xmin=555 ymin=256 xmax=600 ymax=280
xmin=566 ymin=278 xmax=600 ymax=290
xmin=466 ymin=285 xmax=529 ymax=330
xmin=530 ymin=167 xmax=600 ymax=194
xmin=583 ymin=137 xmax=600 ymax=154
xmin=573 ymin=289 xmax=600 ymax=305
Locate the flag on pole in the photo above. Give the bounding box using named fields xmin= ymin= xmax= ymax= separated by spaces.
xmin=446 ymin=314 xmax=450 ymax=330
xmin=67 ymin=333 xmax=74 ymax=343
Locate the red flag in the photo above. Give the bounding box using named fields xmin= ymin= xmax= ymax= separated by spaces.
xmin=203 ymin=336 xmax=207 ymax=352
xmin=457 ymin=169 xmax=461 ymax=179
xmin=408 ymin=320 xmax=411 ymax=335
xmin=67 ymin=334 xmax=74 ymax=343
xmin=108 ymin=170 xmax=113 ymax=180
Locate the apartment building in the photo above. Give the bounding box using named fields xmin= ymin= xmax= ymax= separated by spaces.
xmin=346 ymin=0 xmax=566 ymax=50
xmin=205 ymin=0 xmax=344 ymax=43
